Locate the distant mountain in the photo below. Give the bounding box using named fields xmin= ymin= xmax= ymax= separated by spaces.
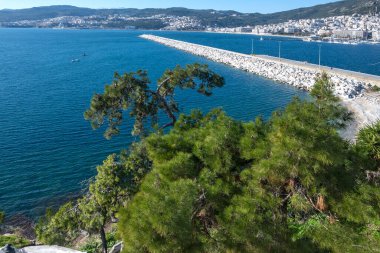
xmin=0 ymin=0 xmax=379 ymax=27
xmin=0 ymin=5 xmax=95 ymax=22
xmin=259 ymin=0 xmax=380 ymax=23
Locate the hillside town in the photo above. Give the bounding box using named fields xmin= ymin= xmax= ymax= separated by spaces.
xmin=208 ymin=14 xmax=380 ymax=43
xmin=0 ymin=14 xmax=203 ymax=30
xmin=1 ymin=12 xmax=380 ymax=43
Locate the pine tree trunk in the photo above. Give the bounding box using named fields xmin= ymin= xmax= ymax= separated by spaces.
xmin=100 ymin=226 xmax=108 ymax=253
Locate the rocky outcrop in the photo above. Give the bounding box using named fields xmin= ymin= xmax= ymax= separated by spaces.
xmin=1 ymin=245 xmax=17 ymax=253
xmin=109 ymin=242 xmax=122 ymax=253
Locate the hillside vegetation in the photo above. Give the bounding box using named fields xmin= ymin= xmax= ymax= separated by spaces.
xmin=1 ymin=0 xmax=379 ymax=27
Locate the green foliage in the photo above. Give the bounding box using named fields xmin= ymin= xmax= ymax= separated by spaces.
xmin=116 ymin=74 xmax=380 ymax=252
xmin=289 ymin=214 xmax=328 ymax=242
xmin=357 ymin=121 xmax=380 ymax=166
xmin=105 ymin=231 xmax=118 ymax=248
xmin=310 ymin=72 xmax=352 ymax=129
xmin=118 ymin=109 xmax=246 ymax=252
xmin=2 ymin=1 xmax=379 ymax=28
xmin=37 ymin=142 xmax=151 ymax=252
xmin=0 ymin=211 xmax=4 ymax=225
xmin=78 ymin=153 xmax=132 ymax=232
xmin=36 ymin=203 xmax=79 ymax=245
xmin=80 ymin=238 xmax=102 ymax=253
xmin=370 ymin=85 xmax=380 ymax=92
xmin=47 ymin=68 xmax=380 ymax=252
xmin=78 ymin=232 xmax=118 ymax=253
xmin=84 ymin=63 xmax=224 ymax=139
xmin=119 ymin=176 xmax=198 ymax=253
xmin=76 ymin=176 xmax=118 ymax=253
xmin=0 ymin=235 xmax=31 ymax=248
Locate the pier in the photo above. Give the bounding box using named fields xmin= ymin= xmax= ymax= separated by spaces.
xmin=140 ymin=34 xmax=380 ymax=138
xmin=140 ymin=34 xmax=380 ymax=100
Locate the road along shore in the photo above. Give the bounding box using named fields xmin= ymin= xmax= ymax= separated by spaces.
xmin=140 ymin=34 xmax=380 ymax=139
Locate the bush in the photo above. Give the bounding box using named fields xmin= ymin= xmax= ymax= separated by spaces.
xmin=105 ymin=231 xmax=117 ymax=248
xmin=370 ymin=85 xmax=380 ymax=92
xmin=80 ymin=238 xmax=101 ymax=253
xmin=79 ymin=232 xmax=118 ymax=253
xmin=0 ymin=235 xmax=31 ymax=248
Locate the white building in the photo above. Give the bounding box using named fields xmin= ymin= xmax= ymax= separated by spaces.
xmin=372 ymin=31 xmax=380 ymax=41
xmin=235 ymin=27 xmax=252 ymax=33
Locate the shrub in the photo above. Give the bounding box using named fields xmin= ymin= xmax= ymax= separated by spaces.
xmin=0 ymin=235 xmax=31 ymax=248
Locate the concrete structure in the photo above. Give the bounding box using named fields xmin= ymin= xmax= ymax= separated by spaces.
xmin=236 ymin=27 xmax=253 ymax=33
xmin=333 ymin=30 xmax=369 ymax=40
xmin=0 ymin=245 xmax=84 ymax=253
xmin=372 ymin=31 xmax=380 ymax=41
xmin=246 ymin=14 xmax=380 ymax=42
xmin=21 ymin=246 xmax=85 ymax=253
xmin=284 ymin=26 xmax=297 ymax=34
xmin=109 ymin=242 xmax=122 ymax=253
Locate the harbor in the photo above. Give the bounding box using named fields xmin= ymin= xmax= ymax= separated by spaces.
xmin=140 ymin=34 xmax=380 ymax=138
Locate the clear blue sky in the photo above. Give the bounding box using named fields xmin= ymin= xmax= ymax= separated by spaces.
xmin=0 ymin=0 xmax=338 ymax=13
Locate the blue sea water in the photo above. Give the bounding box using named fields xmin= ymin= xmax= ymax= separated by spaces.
xmin=158 ymin=31 xmax=380 ymax=76
xmin=0 ymin=29 xmax=378 ymax=218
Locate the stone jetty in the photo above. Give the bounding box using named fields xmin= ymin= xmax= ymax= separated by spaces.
xmin=140 ymin=34 xmax=380 ymax=138
xmin=140 ymin=34 xmax=380 ymax=99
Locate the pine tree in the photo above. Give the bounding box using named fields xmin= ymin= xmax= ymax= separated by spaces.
xmin=36 ymin=143 xmax=152 ymax=252
xmin=118 ymin=109 xmax=247 ymax=252
xmin=84 ymin=64 xmax=224 ymax=139
xmin=117 ymin=74 xmax=380 ymax=252
xmin=36 ymin=203 xmax=79 ymax=246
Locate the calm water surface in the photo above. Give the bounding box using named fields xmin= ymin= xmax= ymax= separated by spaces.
xmin=160 ymin=31 xmax=380 ymax=75
xmin=0 ymin=29 xmax=378 ymax=217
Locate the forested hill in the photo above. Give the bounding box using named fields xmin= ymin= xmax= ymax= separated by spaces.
xmin=0 ymin=0 xmax=379 ymax=26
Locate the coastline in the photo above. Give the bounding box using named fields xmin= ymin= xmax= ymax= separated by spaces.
xmin=204 ymin=30 xmax=304 ymax=40
xmin=1 ymin=27 xmax=378 ymax=45
xmin=204 ymin=31 xmax=380 ymax=45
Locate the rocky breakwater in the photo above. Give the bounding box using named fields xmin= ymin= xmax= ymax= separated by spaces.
xmin=140 ymin=34 xmax=380 ymax=138
xmin=140 ymin=34 xmax=380 ymax=99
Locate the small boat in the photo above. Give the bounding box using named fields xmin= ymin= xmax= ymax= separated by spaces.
xmin=260 ymin=36 xmax=264 ymax=41
xmin=71 ymin=59 xmax=80 ymax=63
